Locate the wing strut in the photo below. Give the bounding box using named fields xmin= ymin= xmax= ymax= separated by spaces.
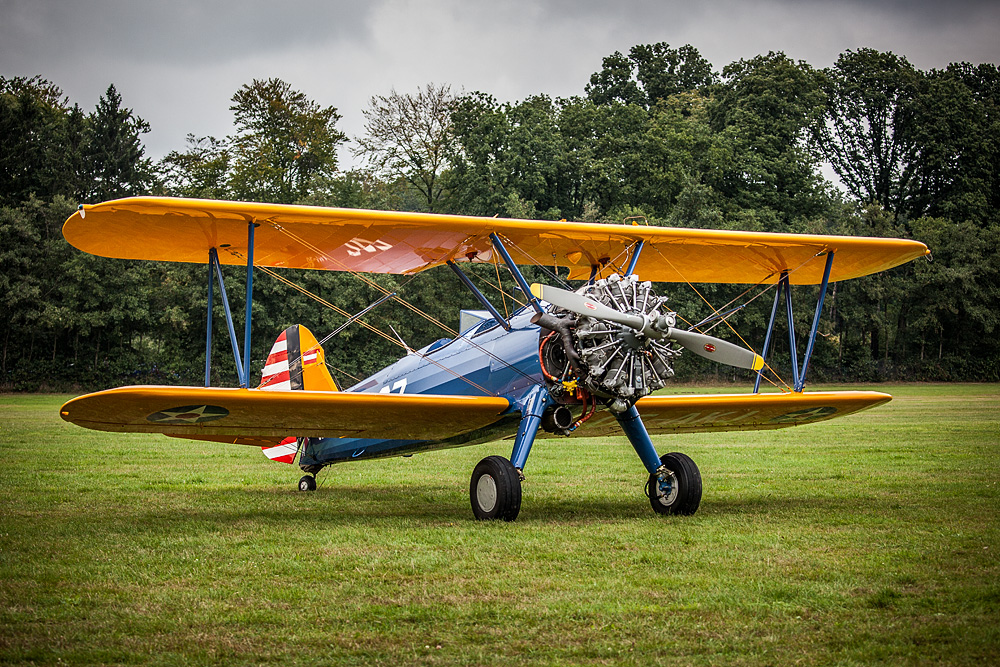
xmin=204 ymin=221 xmax=258 ymax=388
xmin=490 ymin=233 xmax=543 ymax=315
xmin=446 ymin=261 xmax=511 ymax=331
xmin=205 ymin=253 xmax=214 ymax=386
xmin=754 ymin=251 xmax=835 ymax=393
xmin=624 ymin=240 xmax=644 ymax=276
xmin=798 ymin=250 xmax=835 ymax=391
xmin=207 ymin=247 xmax=245 ymax=386
xmin=243 ymin=221 xmax=256 ymax=386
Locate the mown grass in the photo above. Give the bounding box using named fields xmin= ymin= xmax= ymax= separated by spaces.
xmin=1 ymin=384 xmax=997 ymax=665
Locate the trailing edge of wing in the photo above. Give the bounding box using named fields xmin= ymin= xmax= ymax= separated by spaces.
xmin=59 ymin=386 xmax=512 ymax=441
xmin=63 ymin=197 xmax=929 ymax=285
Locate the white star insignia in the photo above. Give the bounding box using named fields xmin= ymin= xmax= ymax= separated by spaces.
xmin=147 ymin=405 xmax=229 ymax=424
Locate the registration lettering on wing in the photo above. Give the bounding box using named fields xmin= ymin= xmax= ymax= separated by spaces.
xmin=343 ymin=237 xmax=393 ymax=257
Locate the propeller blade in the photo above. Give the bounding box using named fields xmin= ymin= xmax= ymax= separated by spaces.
xmin=530 ymin=283 xmax=644 ymax=330
xmin=666 ymin=328 xmax=765 ymax=371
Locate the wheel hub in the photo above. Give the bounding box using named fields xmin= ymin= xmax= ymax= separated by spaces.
xmin=476 ymin=474 xmax=498 ymax=512
xmin=655 ymin=470 xmax=678 ymax=506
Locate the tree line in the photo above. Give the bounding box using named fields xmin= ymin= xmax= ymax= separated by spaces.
xmin=1 ymin=44 xmax=997 ymax=391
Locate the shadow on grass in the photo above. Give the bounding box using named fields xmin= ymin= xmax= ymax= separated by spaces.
xmin=35 ymin=483 xmax=873 ymax=536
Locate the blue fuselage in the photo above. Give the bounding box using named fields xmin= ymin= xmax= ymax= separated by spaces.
xmin=300 ymin=308 xmax=545 ymax=468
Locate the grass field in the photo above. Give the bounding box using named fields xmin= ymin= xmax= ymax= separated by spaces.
xmin=1 ymin=384 xmax=998 ymax=665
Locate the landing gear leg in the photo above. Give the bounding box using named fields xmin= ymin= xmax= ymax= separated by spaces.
xmin=469 ymin=387 xmax=551 ymax=521
xmin=297 ymin=438 xmax=319 ymax=492
xmin=615 ymin=404 xmax=701 ymax=516
xmin=509 ymin=385 xmax=553 ymax=477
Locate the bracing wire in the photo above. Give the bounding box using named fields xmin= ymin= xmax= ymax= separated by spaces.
xmin=650 ymin=244 xmax=834 ymax=393
xmin=264 ymin=222 xmax=458 ymax=337
xmin=265 ymin=224 xmax=547 ymax=390
xmin=492 ymin=253 xmax=510 ymax=320
xmin=226 ymin=247 xmax=535 ymax=397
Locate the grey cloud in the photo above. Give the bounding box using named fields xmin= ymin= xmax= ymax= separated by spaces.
xmin=1 ymin=0 xmax=996 ymax=163
xmin=1 ymin=0 xmax=377 ymax=67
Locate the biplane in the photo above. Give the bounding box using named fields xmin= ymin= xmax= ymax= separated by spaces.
xmin=59 ymin=197 xmax=929 ymax=521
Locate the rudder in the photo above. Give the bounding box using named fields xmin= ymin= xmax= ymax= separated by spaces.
xmin=259 ymin=325 xmax=339 ymax=392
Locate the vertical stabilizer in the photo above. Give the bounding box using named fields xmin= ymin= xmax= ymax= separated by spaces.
xmin=259 ymin=325 xmax=339 ymax=392
xmin=258 ymin=325 xmax=338 ymax=465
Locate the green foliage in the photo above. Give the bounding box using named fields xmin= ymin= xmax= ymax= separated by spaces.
xmin=228 ymin=78 xmax=346 ymax=204
xmin=449 ymin=92 xmax=583 ymax=219
xmin=3 ymin=47 xmax=999 ymax=389
xmin=900 ymin=63 xmax=1000 ymax=224
xmin=0 ymin=77 xmax=152 ymax=207
xmin=158 ymin=134 xmax=231 ymax=199
xmin=815 ymin=53 xmax=1000 ymax=228
xmin=586 ymin=42 xmax=717 ymax=108
xmin=711 ymin=52 xmax=830 ymax=229
xmin=904 ymin=218 xmax=1000 ymax=377
xmin=0 ymin=76 xmax=84 ymax=206
xmin=84 ymin=84 xmax=154 ymax=201
xmin=354 ymin=83 xmax=457 ymax=212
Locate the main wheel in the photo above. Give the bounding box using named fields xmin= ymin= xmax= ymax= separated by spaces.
xmin=647 ymin=452 xmax=701 ymax=516
xmin=298 ymin=475 xmax=317 ymax=492
xmin=470 ymin=456 xmax=522 ymax=521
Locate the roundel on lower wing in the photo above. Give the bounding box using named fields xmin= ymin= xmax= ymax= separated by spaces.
xmin=704 ymin=343 xmax=716 ymax=353
xmin=146 ymin=405 xmax=230 ymax=424
xmin=769 ymin=406 xmax=837 ymax=424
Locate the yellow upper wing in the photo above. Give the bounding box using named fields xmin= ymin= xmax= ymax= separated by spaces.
xmin=63 ymin=196 xmax=929 ymax=285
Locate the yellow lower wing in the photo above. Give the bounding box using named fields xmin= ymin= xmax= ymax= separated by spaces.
xmin=61 ymin=386 xmax=889 ymax=444
xmin=60 ymin=386 xmax=511 ymax=442
xmin=554 ymin=391 xmax=891 ymax=437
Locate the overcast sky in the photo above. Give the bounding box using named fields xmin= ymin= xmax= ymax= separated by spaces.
xmin=2 ymin=0 xmax=998 ymax=167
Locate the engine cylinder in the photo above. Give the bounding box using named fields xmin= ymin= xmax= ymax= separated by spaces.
xmin=539 ymin=274 xmax=680 ymax=410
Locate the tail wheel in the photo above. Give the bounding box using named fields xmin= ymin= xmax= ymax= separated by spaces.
xmin=647 ymin=452 xmax=701 ymax=516
xmin=470 ymin=456 xmax=522 ymax=521
xmin=298 ymin=475 xmax=317 ymax=492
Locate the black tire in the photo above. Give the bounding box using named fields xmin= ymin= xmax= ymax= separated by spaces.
xmin=470 ymin=456 xmax=522 ymax=521
xmin=298 ymin=475 xmax=317 ymax=492
xmin=647 ymin=452 xmax=701 ymax=516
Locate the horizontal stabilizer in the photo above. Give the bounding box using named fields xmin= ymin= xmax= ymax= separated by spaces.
xmin=262 ymin=436 xmax=298 ymax=464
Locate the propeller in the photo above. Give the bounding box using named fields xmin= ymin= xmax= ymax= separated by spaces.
xmin=530 ymin=283 xmax=764 ymax=371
